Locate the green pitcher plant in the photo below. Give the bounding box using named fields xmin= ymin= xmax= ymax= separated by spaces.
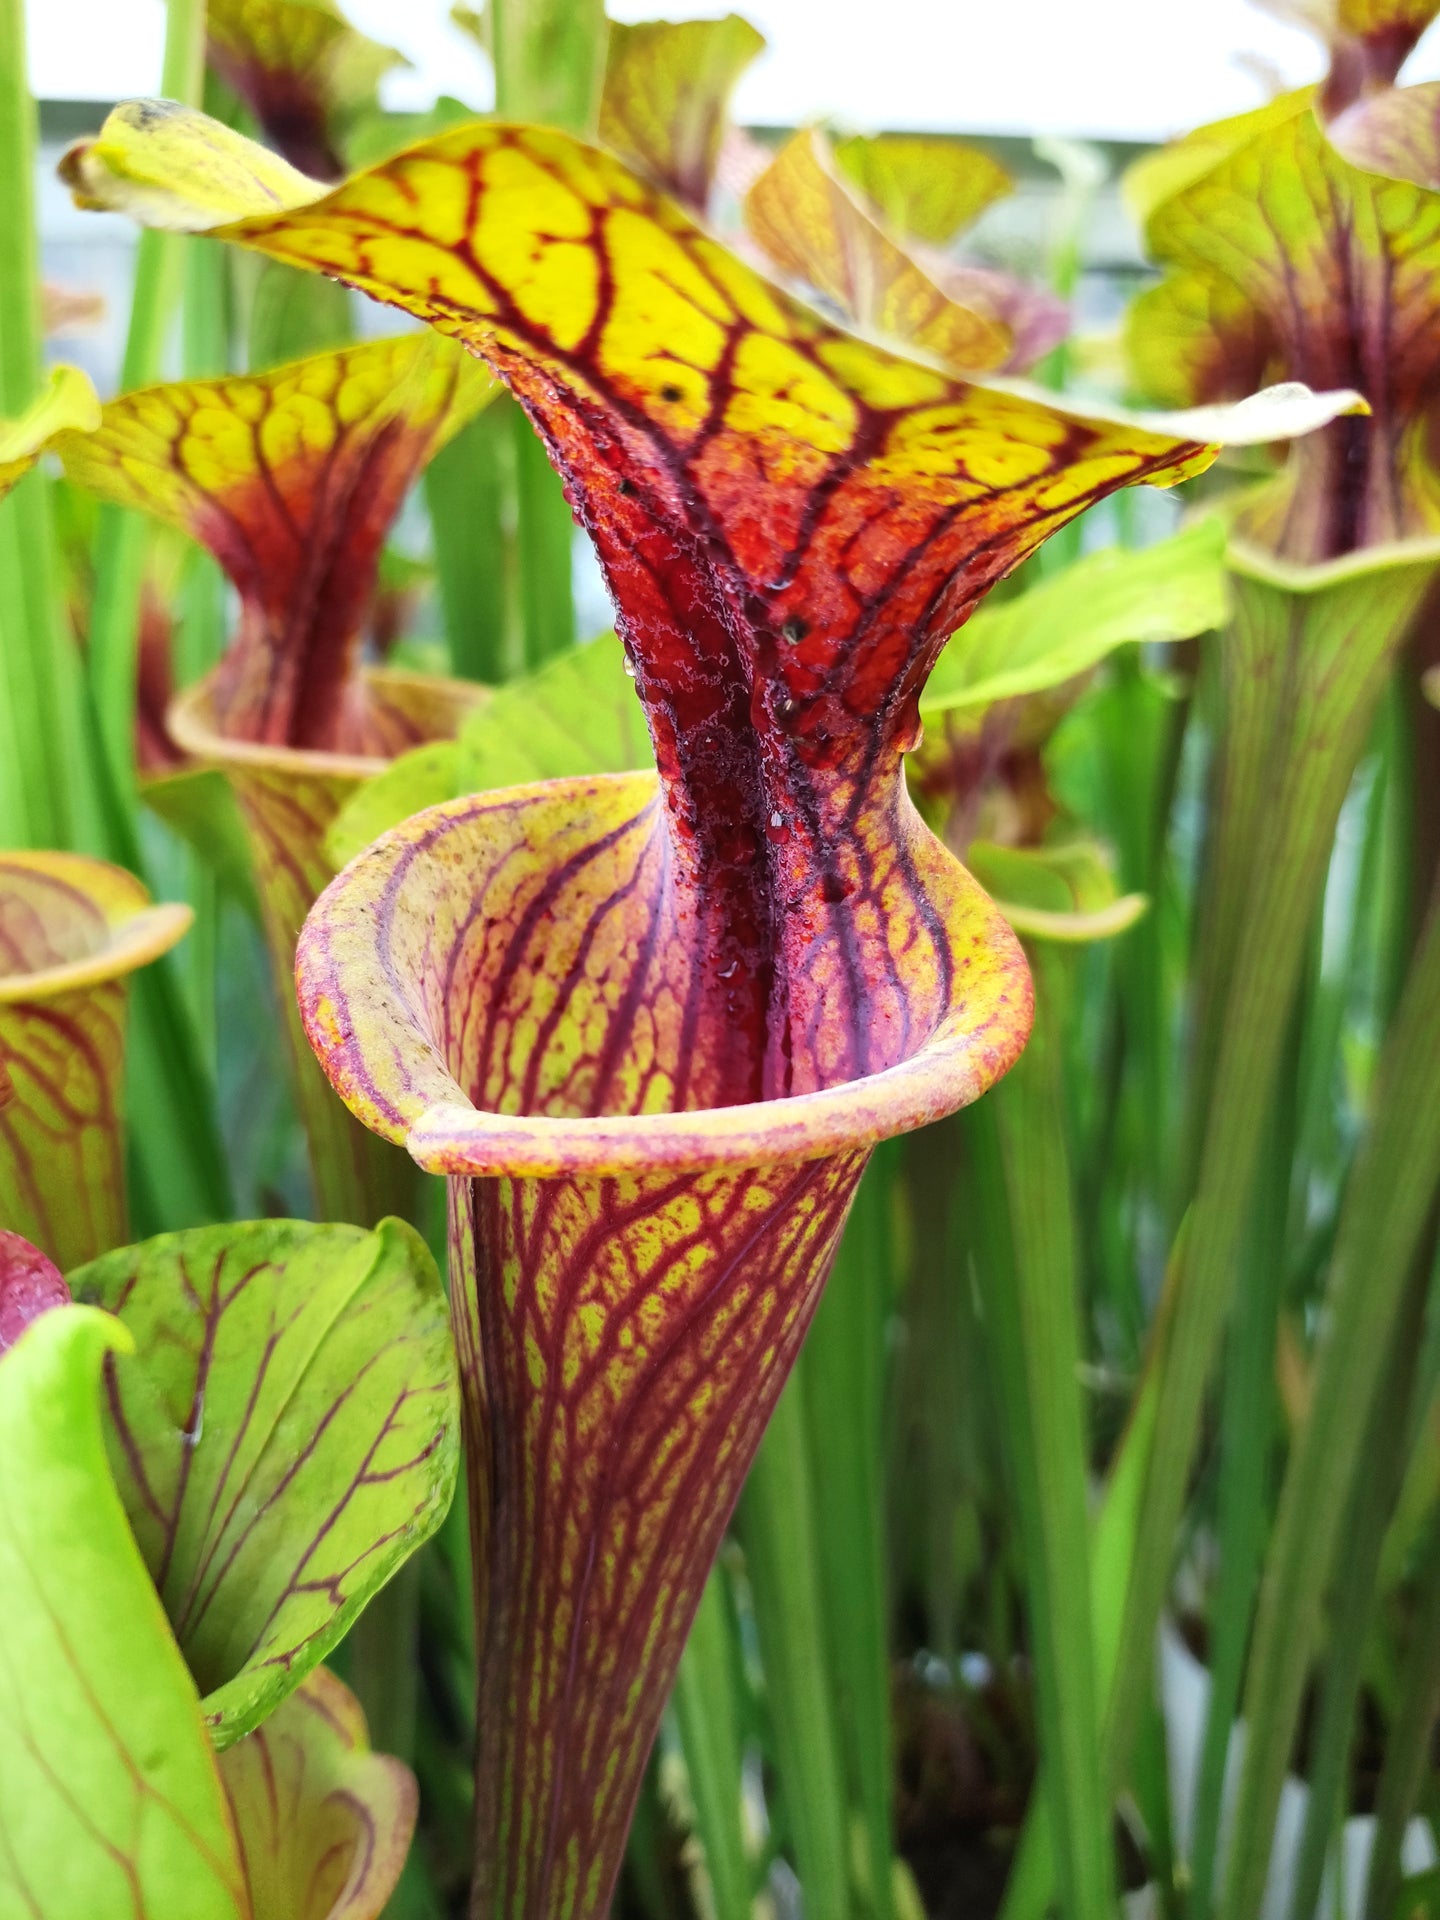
xmin=1092 ymin=4 xmax=1440 ymax=1889
xmin=52 ymin=333 xmax=494 ymax=1226
xmin=0 ymin=1211 xmax=459 ymax=1916
xmin=63 ymin=96 xmax=1364 ymax=1916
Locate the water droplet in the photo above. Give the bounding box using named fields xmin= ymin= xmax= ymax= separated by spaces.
xmin=717 ymin=959 xmax=738 ymax=979
xmin=623 ymin=654 xmax=637 ymax=678
xmin=770 ymin=811 xmax=784 ymax=829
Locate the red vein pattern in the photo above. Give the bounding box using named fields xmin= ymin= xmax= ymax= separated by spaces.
xmin=218 ymin=1665 xmax=417 ymax=1920
xmin=0 ymin=854 xmax=189 ymax=1270
xmin=299 ymin=771 xmax=1031 ymax=1916
xmin=1127 ymin=91 xmax=1440 ymax=559
xmin=58 ymin=333 xmax=492 ymax=753
xmin=208 ymin=120 xmax=1307 ymax=1914
xmin=169 ymin=668 xmax=483 ymax=1227
xmin=71 ymin=1216 xmax=458 ymax=1748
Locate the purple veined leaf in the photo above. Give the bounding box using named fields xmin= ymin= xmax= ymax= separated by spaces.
xmin=68 ymin=1215 xmax=460 ymax=1748
xmin=598 ymin=13 xmax=766 ymax=213
xmin=0 ymin=1230 xmax=71 ymax=1354
xmin=206 ymin=0 xmax=407 ymax=181
xmin=0 ymin=851 xmax=192 ymax=1270
xmin=1126 ymin=88 xmax=1440 ymax=561
xmin=1253 ymin=0 xmax=1440 ymax=111
xmin=218 ymin=1665 xmax=418 ymax=1920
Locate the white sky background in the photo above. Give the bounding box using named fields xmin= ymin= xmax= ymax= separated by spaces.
xmin=27 ymin=0 xmax=1440 ymax=142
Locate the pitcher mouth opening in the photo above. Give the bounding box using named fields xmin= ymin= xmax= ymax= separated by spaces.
xmin=0 ymin=852 xmax=192 ymax=1003
xmin=297 ymin=770 xmax=1033 ymax=1180
xmin=166 ymin=664 xmax=487 ymax=781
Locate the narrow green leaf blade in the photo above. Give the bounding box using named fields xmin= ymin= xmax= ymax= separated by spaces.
xmin=0 ymin=1304 xmax=248 ymax=1919
xmin=920 ymin=518 xmax=1227 ymax=719
xmin=69 ymin=1216 xmax=461 ymax=1748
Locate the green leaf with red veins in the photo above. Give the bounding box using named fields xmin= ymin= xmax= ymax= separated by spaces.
xmin=1127 ymin=89 xmax=1440 ymax=559
xmin=747 ymin=129 xmax=1066 ymax=374
xmin=56 ymin=334 xmax=494 ymax=752
xmin=746 ymin=127 xmax=1015 ymax=373
xmin=67 ymin=1216 xmax=459 ymax=1749
xmin=207 ymin=0 xmax=406 ymax=180
xmin=599 ymin=15 xmax=765 ymax=212
xmin=0 ymin=1305 xmax=250 ymax=1920
xmin=218 ymin=1666 xmax=417 ymax=1920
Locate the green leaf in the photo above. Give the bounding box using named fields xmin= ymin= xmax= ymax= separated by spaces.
xmin=456 ymin=627 xmax=652 ymax=786
xmin=0 ymin=1304 xmax=249 ymax=1919
xmin=324 ymin=630 xmax=653 ymax=869
xmin=324 ymin=740 xmax=463 ymax=871
xmin=69 ymin=1216 xmax=460 ymax=1748
xmin=966 ymin=839 xmax=1148 ymax=943
xmin=142 ymin=764 xmax=262 ymax=920
xmin=920 ymin=518 xmax=1228 ymax=720
xmin=219 ymin=1665 xmax=417 ymax=1920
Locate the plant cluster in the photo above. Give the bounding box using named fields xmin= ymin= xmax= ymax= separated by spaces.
xmin=3 ymin=2 xmax=1440 ymax=1918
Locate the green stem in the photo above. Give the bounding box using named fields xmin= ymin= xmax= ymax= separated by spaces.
xmin=802 ymin=1147 xmax=900 ymax=1920
xmin=671 ymin=1569 xmax=752 ymax=1920
xmin=1108 ymin=554 xmax=1437 ymax=1803
xmin=1365 ymin=1514 xmax=1440 ymax=1920
xmin=740 ymin=1376 xmax=856 ymax=1920
xmin=1222 ymin=882 xmax=1440 ymax=1916
xmin=426 ymin=397 xmax=520 ymax=683
xmin=0 ymin=0 xmax=99 ymax=852
xmin=88 ymin=0 xmax=207 ymax=811
xmin=489 ymin=0 xmax=604 ymax=669
xmin=997 ymin=1346 xmax=1161 ymax=1920
xmin=1288 ymin=1258 xmax=1431 ymax=1920
xmin=969 ymin=945 xmax=1116 ymax=1920
xmin=1185 ymin=1006 xmax=1297 ymax=1920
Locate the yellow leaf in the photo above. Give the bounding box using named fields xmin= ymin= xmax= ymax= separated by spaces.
xmin=0 ymin=364 xmax=100 ymax=503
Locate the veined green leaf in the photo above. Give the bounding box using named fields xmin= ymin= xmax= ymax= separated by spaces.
xmin=324 ymin=630 xmax=651 ymax=867
xmin=219 ymin=1665 xmax=417 ymax=1920
xmin=0 ymin=1304 xmax=249 ymax=1919
xmin=69 ymin=1216 xmax=460 ymax=1748
xmin=600 ymin=14 xmax=765 ymax=212
xmin=921 ymin=518 xmax=1228 ymax=720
